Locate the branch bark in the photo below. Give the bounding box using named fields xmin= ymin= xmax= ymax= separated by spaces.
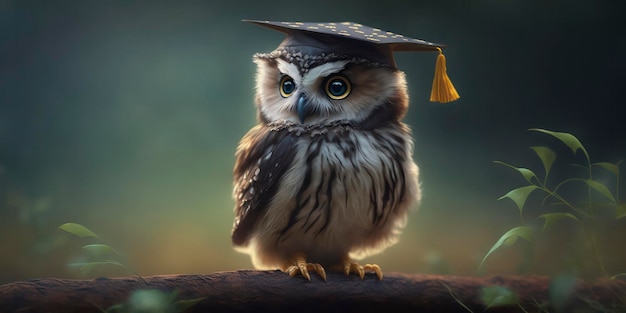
xmin=1 ymin=270 xmax=624 ymax=312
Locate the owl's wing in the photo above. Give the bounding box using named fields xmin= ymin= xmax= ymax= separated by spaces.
xmin=231 ymin=124 xmax=298 ymax=246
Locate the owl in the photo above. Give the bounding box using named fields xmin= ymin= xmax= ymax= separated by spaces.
xmin=231 ymin=20 xmax=458 ymax=281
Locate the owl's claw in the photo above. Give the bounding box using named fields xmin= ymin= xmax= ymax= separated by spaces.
xmin=284 ymin=255 xmax=326 ymax=282
xmin=335 ymin=261 xmax=383 ymax=280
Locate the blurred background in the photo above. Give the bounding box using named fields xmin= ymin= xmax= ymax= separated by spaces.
xmin=1 ymin=0 xmax=625 ymax=284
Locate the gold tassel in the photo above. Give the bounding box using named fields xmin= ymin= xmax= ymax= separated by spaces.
xmin=430 ymin=47 xmax=460 ymax=103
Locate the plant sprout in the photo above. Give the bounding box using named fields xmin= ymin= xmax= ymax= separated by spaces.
xmin=59 ymin=223 xmax=206 ymax=312
xmin=481 ymin=128 xmax=625 ymax=278
xmin=58 ymin=222 xmax=146 ymax=284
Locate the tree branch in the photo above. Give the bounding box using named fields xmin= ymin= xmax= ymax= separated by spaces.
xmin=1 ymin=270 xmax=624 ymax=312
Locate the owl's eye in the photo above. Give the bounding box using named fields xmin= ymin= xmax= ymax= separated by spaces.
xmin=279 ymin=75 xmax=296 ymax=97
xmin=324 ymin=75 xmax=351 ymax=100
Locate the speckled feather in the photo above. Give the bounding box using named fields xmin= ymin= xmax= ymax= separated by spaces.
xmin=232 ymin=123 xmax=299 ymax=246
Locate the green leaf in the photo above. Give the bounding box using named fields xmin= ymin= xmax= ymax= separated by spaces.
xmin=69 ymin=261 xmax=126 ymax=274
xmin=175 ymin=297 xmax=208 ymax=313
xmin=498 ymin=185 xmax=539 ymax=214
xmin=88 ymin=300 xmax=110 ymax=313
xmin=538 ymin=213 xmax=580 ymax=232
xmin=494 ymin=161 xmax=538 ymax=183
xmin=104 ymin=304 xmax=125 ymax=313
xmin=584 ymin=179 xmax=616 ymax=204
xmin=616 ymin=204 xmax=626 ymax=219
xmin=480 ymin=285 xmax=519 ymax=309
xmin=611 ymin=273 xmax=626 ymax=280
xmin=82 ymin=244 xmax=120 ymax=257
xmin=530 ymin=146 xmax=556 ymax=179
xmin=592 ymin=162 xmax=619 ymax=176
xmin=530 ymin=128 xmax=588 ymax=158
xmin=480 ymin=226 xmax=534 ymax=268
xmin=59 ymin=223 xmax=99 ymax=238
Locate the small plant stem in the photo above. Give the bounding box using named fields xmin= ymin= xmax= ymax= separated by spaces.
xmin=587 ymin=166 xmax=595 ymax=216
xmin=89 ymin=300 xmax=108 ymax=313
xmin=133 ymin=270 xmax=148 ymax=286
xmin=121 ymin=264 xmax=147 ymax=286
xmin=544 ymin=177 xmax=608 ymax=277
xmin=583 ymin=151 xmax=594 ymax=216
xmin=518 ymin=303 xmax=530 ymax=313
xmin=439 ymin=281 xmax=474 ymax=313
xmin=584 ymin=223 xmax=609 ymax=278
xmin=537 ymin=185 xmax=589 ymax=218
xmin=616 ymin=163 xmax=621 ymax=204
xmin=581 ymin=149 xmax=610 ymax=277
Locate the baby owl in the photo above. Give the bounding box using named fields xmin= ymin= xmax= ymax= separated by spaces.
xmin=231 ymin=20 xmax=458 ymax=281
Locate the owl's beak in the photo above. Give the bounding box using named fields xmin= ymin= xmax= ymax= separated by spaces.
xmin=296 ymin=94 xmax=310 ymax=123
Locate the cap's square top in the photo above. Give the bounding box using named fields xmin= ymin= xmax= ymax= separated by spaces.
xmin=245 ymin=20 xmax=443 ymax=52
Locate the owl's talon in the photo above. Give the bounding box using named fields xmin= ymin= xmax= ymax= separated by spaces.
xmin=287 ymin=265 xmax=308 ymax=280
xmin=338 ymin=261 xmax=383 ymax=280
xmin=314 ymin=263 xmax=327 ymax=281
xmin=283 ymin=255 xmax=326 ymax=282
xmin=364 ymin=263 xmax=383 ymax=280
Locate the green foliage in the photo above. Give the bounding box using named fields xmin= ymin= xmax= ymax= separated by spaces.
xmin=59 ymin=222 xmax=144 ymax=283
xmin=530 ymin=146 xmax=556 ymax=183
xmin=60 ymin=224 xmax=205 ymax=312
xmin=498 ymin=186 xmax=539 ymax=217
xmin=529 ymin=128 xmax=588 ymax=158
xmin=617 ymin=204 xmax=626 ymax=219
xmin=59 ymin=222 xmax=99 ymax=238
xmin=69 ymin=261 xmax=127 ymax=275
xmin=442 ymin=281 xmax=532 ymax=313
xmin=612 ymin=273 xmax=626 ymax=280
xmin=538 ymin=213 xmax=579 ymax=232
xmin=82 ymin=243 xmax=121 ymax=257
xmin=99 ymin=289 xmax=206 ymax=313
xmin=480 ymin=226 xmax=533 ymax=268
xmin=494 ymin=161 xmax=538 ymax=184
xmin=480 ymin=285 xmax=520 ymax=310
xmin=594 ymin=162 xmax=620 ymax=176
xmin=482 ymin=128 xmax=625 ymax=278
xmin=582 ymin=179 xmax=616 ymax=204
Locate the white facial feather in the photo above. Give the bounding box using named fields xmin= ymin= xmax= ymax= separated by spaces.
xmin=276 ymin=59 xmax=301 ymax=81
xmin=254 ymin=57 xmax=406 ymax=124
xmin=301 ymin=60 xmax=349 ymax=87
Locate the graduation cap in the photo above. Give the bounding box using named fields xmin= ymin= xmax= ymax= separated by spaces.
xmin=245 ymin=20 xmax=459 ymax=103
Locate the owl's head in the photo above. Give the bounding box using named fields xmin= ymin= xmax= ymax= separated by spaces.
xmin=247 ymin=20 xmax=458 ymax=125
xmin=254 ymin=51 xmax=409 ymax=125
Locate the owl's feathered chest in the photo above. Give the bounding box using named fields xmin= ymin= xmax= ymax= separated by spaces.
xmin=232 ymin=119 xmax=413 ymax=248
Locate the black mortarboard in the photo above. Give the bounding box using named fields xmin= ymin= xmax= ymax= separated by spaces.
xmin=245 ymin=20 xmax=460 ymax=103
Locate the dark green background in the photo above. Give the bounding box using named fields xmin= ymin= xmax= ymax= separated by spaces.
xmin=1 ymin=0 xmax=624 ymax=283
